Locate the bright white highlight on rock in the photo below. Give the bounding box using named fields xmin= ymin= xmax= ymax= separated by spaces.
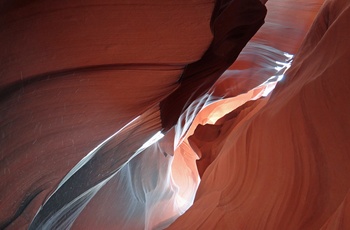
xmin=44 ymin=116 xmax=141 ymax=204
xmin=140 ymin=131 xmax=164 ymax=150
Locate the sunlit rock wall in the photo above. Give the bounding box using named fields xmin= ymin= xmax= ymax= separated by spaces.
xmin=1 ymin=0 xmax=350 ymax=229
xmin=169 ymin=0 xmax=350 ymax=229
xmin=0 ymin=1 xmax=215 ymax=228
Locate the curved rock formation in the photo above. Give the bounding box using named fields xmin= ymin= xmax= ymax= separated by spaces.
xmin=1 ymin=0 xmax=350 ymax=229
xmin=169 ymin=0 xmax=350 ymax=229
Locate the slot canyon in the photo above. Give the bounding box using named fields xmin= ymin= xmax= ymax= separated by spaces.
xmin=1 ymin=0 xmax=350 ymax=229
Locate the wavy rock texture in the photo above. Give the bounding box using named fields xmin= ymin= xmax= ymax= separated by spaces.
xmin=169 ymin=0 xmax=350 ymax=229
xmin=1 ymin=0 xmax=350 ymax=229
xmin=0 ymin=1 xmax=215 ymax=228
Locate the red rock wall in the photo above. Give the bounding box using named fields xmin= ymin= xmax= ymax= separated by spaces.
xmin=2 ymin=0 xmax=350 ymax=229
xmin=0 ymin=1 xmax=214 ymax=228
xmin=169 ymin=0 xmax=350 ymax=229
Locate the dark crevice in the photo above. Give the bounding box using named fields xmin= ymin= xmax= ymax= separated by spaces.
xmin=1 ymin=188 xmax=45 ymax=229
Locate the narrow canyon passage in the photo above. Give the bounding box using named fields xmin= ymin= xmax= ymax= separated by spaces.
xmin=1 ymin=0 xmax=350 ymax=229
